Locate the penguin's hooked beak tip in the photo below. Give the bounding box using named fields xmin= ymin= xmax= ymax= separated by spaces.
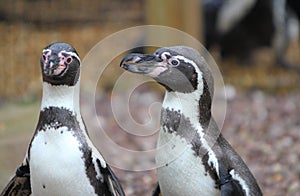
xmin=120 ymin=53 xmax=163 ymax=75
xmin=120 ymin=53 xmax=144 ymax=68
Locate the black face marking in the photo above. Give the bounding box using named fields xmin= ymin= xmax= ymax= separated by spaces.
xmin=175 ymin=60 xmax=198 ymax=90
xmin=154 ymin=59 xmax=198 ymax=93
xmin=40 ymin=42 xmax=80 ymax=86
xmin=199 ymin=78 xmax=212 ymax=130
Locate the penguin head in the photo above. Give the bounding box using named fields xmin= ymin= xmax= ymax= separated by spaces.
xmin=121 ymin=46 xmax=214 ymax=96
xmin=40 ymin=42 xmax=81 ymax=86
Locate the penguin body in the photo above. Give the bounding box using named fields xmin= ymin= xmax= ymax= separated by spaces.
xmin=156 ymin=130 xmax=219 ymax=196
xmin=29 ymin=107 xmax=105 ymax=196
xmin=121 ymin=46 xmax=262 ymax=196
xmin=1 ymin=43 xmax=124 ymax=196
xmin=155 ymin=91 xmax=220 ymax=196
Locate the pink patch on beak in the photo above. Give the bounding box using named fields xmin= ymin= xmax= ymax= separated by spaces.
xmin=54 ymin=64 xmax=66 ymax=75
xmin=147 ymin=67 xmax=168 ymax=77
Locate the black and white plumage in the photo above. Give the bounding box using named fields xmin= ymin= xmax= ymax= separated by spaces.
xmin=121 ymin=46 xmax=262 ymax=196
xmin=1 ymin=42 xmax=124 ymax=196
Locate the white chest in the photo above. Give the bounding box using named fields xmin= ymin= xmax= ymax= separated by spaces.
xmin=156 ymin=131 xmax=220 ymax=196
xmin=29 ymin=126 xmax=96 ymax=196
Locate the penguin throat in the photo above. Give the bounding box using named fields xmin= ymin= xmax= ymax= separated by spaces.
xmin=160 ymin=90 xmax=215 ymax=158
xmin=162 ymin=81 xmax=212 ymax=129
xmin=41 ymin=81 xmax=80 ymax=113
xmin=162 ymin=91 xmax=202 ymax=130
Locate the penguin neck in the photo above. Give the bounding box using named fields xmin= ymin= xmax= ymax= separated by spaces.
xmin=40 ymin=80 xmax=80 ymax=115
xmin=162 ymin=90 xmax=203 ymax=132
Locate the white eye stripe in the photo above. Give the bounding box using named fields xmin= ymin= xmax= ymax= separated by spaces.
xmin=42 ymin=49 xmax=51 ymax=54
xmin=161 ymin=52 xmax=172 ymax=60
xmin=174 ymin=55 xmax=201 ymax=70
xmin=60 ymin=51 xmax=81 ymax=63
xmin=42 ymin=49 xmax=81 ymax=63
xmin=174 ymin=55 xmax=196 ymax=65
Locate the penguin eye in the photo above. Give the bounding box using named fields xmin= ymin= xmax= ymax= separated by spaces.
xmin=169 ymin=58 xmax=180 ymax=67
xmin=66 ymin=56 xmax=73 ymax=64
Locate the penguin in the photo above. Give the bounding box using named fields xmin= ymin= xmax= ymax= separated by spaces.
xmin=120 ymin=46 xmax=262 ymax=196
xmin=1 ymin=42 xmax=125 ymax=196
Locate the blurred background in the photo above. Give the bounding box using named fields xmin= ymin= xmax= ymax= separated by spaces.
xmin=0 ymin=0 xmax=300 ymax=195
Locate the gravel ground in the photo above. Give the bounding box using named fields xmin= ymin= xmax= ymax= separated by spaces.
xmin=222 ymin=90 xmax=300 ymax=196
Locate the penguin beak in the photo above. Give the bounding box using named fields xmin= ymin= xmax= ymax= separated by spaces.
xmin=120 ymin=53 xmax=168 ymax=77
xmin=43 ymin=55 xmax=66 ymax=76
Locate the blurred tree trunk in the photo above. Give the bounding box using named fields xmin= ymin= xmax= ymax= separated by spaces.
xmin=145 ymin=0 xmax=202 ymax=42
